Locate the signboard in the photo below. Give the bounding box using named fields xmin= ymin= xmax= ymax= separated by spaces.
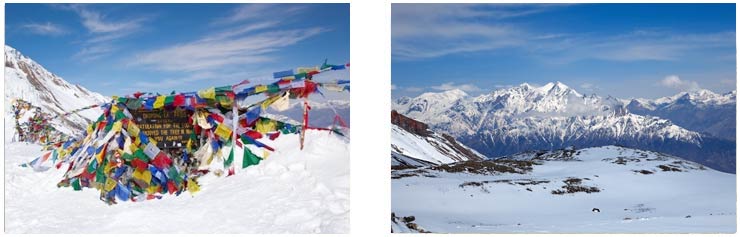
xmin=130 ymin=109 xmax=193 ymax=149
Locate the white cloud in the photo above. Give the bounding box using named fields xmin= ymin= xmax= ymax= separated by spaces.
xmin=392 ymin=4 xmax=561 ymax=60
xmin=62 ymin=4 xmax=150 ymax=61
xmin=131 ymin=5 xmax=323 ymax=72
xmin=391 ymin=84 xmax=397 ymax=90
xmin=660 ymin=75 xmax=701 ymax=92
xmin=720 ymin=78 xmax=736 ymax=86
xmin=393 ymin=4 xmax=734 ymax=63
xmin=21 ymin=22 xmax=67 ymax=36
xmin=404 ymin=87 xmax=423 ymax=92
xmin=430 ymin=82 xmax=482 ymax=92
xmin=131 ymin=28 xmax=325 ymax=72
xmin=75 ymin=7 xmax=144 ymax=34
xmin=580 ymin=83 xmax=599 ymax=91
xmin=74 ymin=44 xmax=116 ymax=62
xmin=213 ymin=4 xmax=305 ymax=25
xmin=535 ymin=31 xmax=735 ymax=64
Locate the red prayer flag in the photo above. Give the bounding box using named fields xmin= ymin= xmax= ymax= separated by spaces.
xmin=246 ymin=130 xmax=263 ymax=140
xmin=152 ymin=152 xmax=172 ymax=169
xmin=131 ymin=158 xmax=148 ymax=172
xmin=269 ymin=132 xmax=280 ymax=140
xmin=173 ymin=94 xmax=185 ymax=106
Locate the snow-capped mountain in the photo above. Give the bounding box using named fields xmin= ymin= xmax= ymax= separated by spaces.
xmin=5 ymin=45 xmax=108 ymax=136
xmin=392 ymin=145 xmax=736 ymax=233
xmin=391 ymin=110 xmax=484 ymax=167
xmin=627 ymin=89 xmax=736 ymax=140
xmin=393 ymin=82 xmax=735 ymax=173
xmin=265 ymin=99 xmax=350 ymax=129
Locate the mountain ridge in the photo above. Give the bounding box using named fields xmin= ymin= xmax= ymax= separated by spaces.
xmin=5 ymin=45 xmax=108 ymax=136
xmin=393 ymin=82 xmax=736 ymax=173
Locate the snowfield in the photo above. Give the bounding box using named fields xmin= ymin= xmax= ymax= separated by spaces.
xmin=5 ymin=129 xmax=349 ymax=234
xmin=391 ymin=146 xmax=736 ymax=233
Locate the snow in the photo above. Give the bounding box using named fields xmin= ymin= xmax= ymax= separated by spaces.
xmin=5 ymin=45 xmax=108 ymax=136
xmin=391 ymin=124 xmax=483 ymax=164
xmin=5 ymin=128 xmax=349 ymax=233
xmin=392 ymin=146 xmax=736 ymax=233
xmin=640 ymin=89 xmax=736 ymax=109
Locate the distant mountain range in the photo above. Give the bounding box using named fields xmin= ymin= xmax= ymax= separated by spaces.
xmin=626 ymin=89 xmax=736 ymax=140
xmin=393 ymin=82 xmax=736 ymax=173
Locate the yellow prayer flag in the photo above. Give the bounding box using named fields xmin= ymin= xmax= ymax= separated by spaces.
xmin=133 ymin=169 xmax=152 ymax=184
xmin=255 ymin=119 xmax=277 ymax=133
xmin=198 ymin=87 xmax=216 ymax=100
xmin=147 ymin=184 xmax=159 ymax=194
xmin=127 ymin=123 xmax=140 ymax=138
xmin=261 ymin=95 xmax=281 ymax=110
xmin=255 ymin=85 xmax=268 ymax=93
xmin=96 ymin=150 xmax=105 ymax=164
xmin=112 ymin=121 xmax=123 ymax=133
xmin=297 ymin=66 xmax=319 ymax=74
xmin=188 ymin=178 xmax=200 ymax=195
xmin=186 ymin=138 xmax=193 ymax=153
xmin=153 ymin=95 xmax=166 ymax=109
xmin=104 ymin=179 xmax=117 ymax=192
xmin=215 ymin=123 xmax=232 ymax=139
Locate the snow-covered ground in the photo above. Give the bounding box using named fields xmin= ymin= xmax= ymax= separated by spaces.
xmin=392 ymin=146 xmax=736 ymax=233
xmin=5 ymin=128 xmax=349 ymax=233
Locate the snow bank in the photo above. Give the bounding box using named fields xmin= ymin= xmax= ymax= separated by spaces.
xmin=5 ymin=130 xmax=349 ymax=233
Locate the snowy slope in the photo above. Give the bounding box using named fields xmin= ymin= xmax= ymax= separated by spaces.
xmin=391 ymin=146 xmax=736 ymax=233
xmin=5 ymin=45 xmax=108 ymax=135
xmin=391 ymin=124 xmax=483 ymax=166
xmin=5 ymin=129 xmax=349 ymax=233
xmin=391 ymin=111 xmax=484 ymax=167
xmin=392 ymin=82 xmax=735 ymax=173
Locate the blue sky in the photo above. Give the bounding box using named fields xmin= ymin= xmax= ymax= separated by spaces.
xmin=392 ymin=4 xmax=736 ymax=99
xmin=6 ymin=3 xmax=349 ymax=96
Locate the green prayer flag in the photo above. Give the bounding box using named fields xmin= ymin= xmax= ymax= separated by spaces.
xmin=295 ymin=72 xmax=307 ymax=79
xmin=168 ymin=166 xmax=182 ymax=184
xmin=215 ymin=85 xmax=232 ymax=92
xmin=104 ymin=122 xmax=113 ymax=132
xmin=115 ymin=110 xmax=126 ymax=120
xmin=87 ymin=159 xmax=97 ymax=173
xmin=164 ymin=96 xmax=174 ymax=106
xmin=242 ymin=148 xmax=261 ymax=168
xmin=122 ymin=152 xmax=134 ymax=162
xmin=96 ymin=170 xmax=106 ymax=184
xmin=267 ymin=84 xmax=280 ymax=93
xmin=72 ymin=178 xmax=82 ymax=191
xmin=134 ymin=149 xmax=149 ymax=162
xmin=224 ymin=147 xmax=234 ymax=168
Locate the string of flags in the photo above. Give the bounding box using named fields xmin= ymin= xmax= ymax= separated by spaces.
xmin=10 ymin=99 xmax=74 ymax=145
xmin=22 ymin=61 xmax=350 ymax=205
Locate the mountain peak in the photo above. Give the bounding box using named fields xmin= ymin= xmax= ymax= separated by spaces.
xmin=538 ymin=81 xmax=571 ymax=93
xmin=5 ymin=45 xmax=108 ymax=136
xmin=519 ymin=83 xmax=534 ymax=90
